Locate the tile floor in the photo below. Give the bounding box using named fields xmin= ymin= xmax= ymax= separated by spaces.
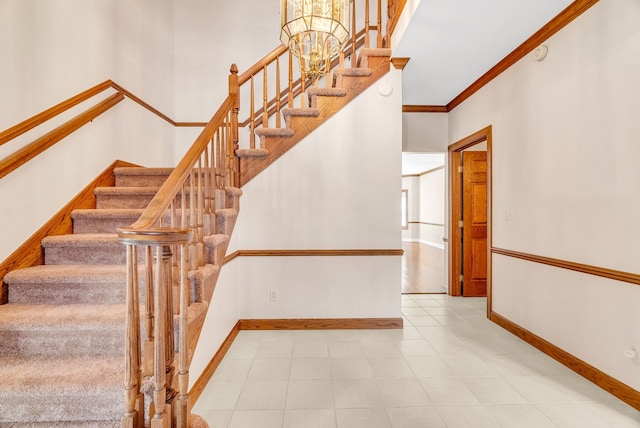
xmin=192 ymin=294 xmax=640 ymax=427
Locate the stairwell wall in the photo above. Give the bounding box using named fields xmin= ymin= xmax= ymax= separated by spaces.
xmin=448 ymin=0 xmax=640 ymax=391
xmin=0 ymin=0 xmax=176 ymax=262
xmin=189 ymin=69 xmax=404 ymax=385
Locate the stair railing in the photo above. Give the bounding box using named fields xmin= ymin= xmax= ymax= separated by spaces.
xmin=117 ymin=68 xmax=240 ymax=428
xmin=236 ymin=0 xmax=388 ymax=151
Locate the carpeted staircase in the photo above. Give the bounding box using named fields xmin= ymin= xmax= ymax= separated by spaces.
xmin=0 ymin=167 xmax=238 ymax=427
xmin=0 ymin=47 xmax=391 ymax=427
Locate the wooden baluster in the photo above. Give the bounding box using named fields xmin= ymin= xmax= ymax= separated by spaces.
xmin=276 ymin=57 xmax=281 ymax=128
xmin=203 ymin=145 xmax=211 ymax=236
xmin=196 ymin=158 xmax=205 ymax=267
xmin=288 ymin=51 xmax=294 ymax=108
xmin=351 ymin=0 xmax=357 ymax=67
xmin=226 ymin=113 xmax=233 ymax=189
xmin=171 ymin=199 xmax=180 ymax=315
xmin=228 ymin=63 xmax=240 ymax=183
xmin=326 ymin=54 xmax=331 ymax=88
xmin=262 ymin=65 xmax=268 ymax=129
xmin=301 ymin=68 xmax=306 ymax=108
xmin=123 ymin=244 xmax=143 ymax=428
xmin=365 ymin=0 xmax=371 ymax=48
xmin=162 ymin=245 xmax=176 ymax=424
xmin=188 ymin=172 xmax=197 ymax=270
xmin=143 ymin=246 xmax=154 ymax=377
xmin=249 ymin=76 xmax=256 ymax=149
xmin=377 ymin=0 xmax=383 ymax=48
xmin=175 ymin=244 xmax=189 ymax=427
xmin=150 ymin=246 xmax=168 ymax=428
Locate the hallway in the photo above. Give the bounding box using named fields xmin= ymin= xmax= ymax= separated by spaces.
xmin=192 ymin=294 xmax=639 ymax=427
xmin=402 ymin=242 xmax=445 ymax=294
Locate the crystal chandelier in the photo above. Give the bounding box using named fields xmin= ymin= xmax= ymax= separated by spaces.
xmin=280 ymin=0 xmax=351 ymax=81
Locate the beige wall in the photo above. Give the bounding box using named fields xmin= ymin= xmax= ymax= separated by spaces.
xmin=449 ymin=0 xmax=640 ymax=391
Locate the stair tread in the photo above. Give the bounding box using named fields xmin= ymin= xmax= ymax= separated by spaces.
xmin=255 ymin=127 xmax=295 ymax=137
xmin=114 ymin=167 xmax=173 ymax=176
xmin=41 ymin=233 xmax=119 ymax=247
xmin=306 ymin=87 xmax=347 ymax=97
xmin=71 ymin=209 xmax=143 ymax=218
xmin=281 ymin=107 xmax=320 ymax=117
xmin=95 ymin=186 xmax=160 ymax=195
xmin=334 ymin=67 xmax=373 ymax=77
xmin=4 ymin=264 xmax=127 ymax=284
xmin=0 ymin=303 xmax=125 ymax=329
xmin=236 ymin=148 xmax=269 ymax=158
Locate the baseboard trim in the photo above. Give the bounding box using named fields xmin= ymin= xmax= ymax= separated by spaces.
xmin=490 ymin=311 xmax=640 ymax=411
xmin=189 ymin=320 xmax=241 ymax=408
xmin=239 ymin=317 xmax=403 ymax=330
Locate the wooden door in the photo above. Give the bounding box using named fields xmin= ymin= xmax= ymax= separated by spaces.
xmin=462 ymin=151 xmax=487 ymax=297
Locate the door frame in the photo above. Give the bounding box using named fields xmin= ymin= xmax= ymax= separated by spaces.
xmin=448 ymin=125 xmax=493 ymax=317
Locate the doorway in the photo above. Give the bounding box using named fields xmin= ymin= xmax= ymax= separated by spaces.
xmin=448 ymin=126 xmax=492 ymax=316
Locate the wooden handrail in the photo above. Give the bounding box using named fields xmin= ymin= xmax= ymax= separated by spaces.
xmin=119 ymin=95 xmax=236 ymax=233
xmin=0 ymin=80 xmax=113 ymax=147
xmin=0 ymin=92 xmax=125 ymax=180
xmin=238 ymin=45 xmax=289 ymax=86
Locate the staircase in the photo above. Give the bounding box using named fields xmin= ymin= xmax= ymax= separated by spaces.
xmin=0 ymin=167 xmax=238 ymax=426
xmin=0 ymin=25 xmax=393 ymax=428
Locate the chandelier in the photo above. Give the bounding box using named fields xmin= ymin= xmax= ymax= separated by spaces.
xmin=280 ymin=0 xmax=351 ymax=81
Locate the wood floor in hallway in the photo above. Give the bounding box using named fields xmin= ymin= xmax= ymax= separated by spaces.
xmin=401 ymin=242 xmax=445 ymax=294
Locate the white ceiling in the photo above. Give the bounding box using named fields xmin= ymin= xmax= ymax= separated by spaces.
xmin=394 ymin=0 xmax=574 ymax=106
xmin=397 ymin=0 xmax=574 ymax=174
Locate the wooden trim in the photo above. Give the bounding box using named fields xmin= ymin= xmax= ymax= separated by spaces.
xmin=418 ymin=165 xmax=445 ymax=176
xmin=390 ymin=57 xmax=410 ymax=70
xmin=189 ymin=321 xmax=241 ymax=408
xmin=402 ymin=105 xmax=448 ymax=113
xmin=0 ymin=159 xmax=138 ymax=304
xmin=223 ymin=250 xmax=240 ymax=265
xmin=447 ymin=0 xmax=600 ymax=111
xmin=239 ymin=318 xmax=403 ymax=330
xmin=0 ymin=81 xmax=113 ymax=147
xmin=387 ymin=0 xmax=408 ymax=37
xmin=491 ymin=311 xmax=640 ymax=411
xmin=448 ymin=125 xmax=492 ymax=315
xmin=492 ymin=247 xmax=640 ymax=286
xmin=232 ymin=249 xmax=404 ymax=257
xmin=0 ymin=93 xmax=125 ymax=180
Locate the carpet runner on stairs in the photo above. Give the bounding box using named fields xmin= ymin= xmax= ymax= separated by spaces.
xmin=0 ymin=167 xmax=237 ymax=426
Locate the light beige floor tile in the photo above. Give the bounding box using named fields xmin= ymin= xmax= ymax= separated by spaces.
xmin=419 ymin=377 xmax=480 ymax=406
xmin=386 ymin=406 xmax=447 ymax=428
xmin=503 ymin=375 xmax=579 ymax=404
xmin=283 ymin=409 xmax=337 ymax=428
xmin=327 ymin=340 xmax=366 ymax=358
xmin=235 ymin=380 xmax=288 ymax=410
xmin=396 ymin=339 xmax=437 ymax=357
xmin=401 ymin=307 xmax=428 ymax=316
xmin=195 ymin=380 xmax=244 ymax=410
xmin=293 ymin=340 xmax=329 ymax=358
xmin=582 ymin=401 xmax=640 ymax=428
xmin=336 ymin=408 xmax=392 ymax=428
xmin=225 ymin=340 xmax=261 ymax=359
xmin=261 ymin=330 xmax=295 ymax=341
xmin=247 ymin=358 xmax=291 ymax=381
xmin=405 ymin=355 xmax=454 ymax=377
xmin=290 ymin=358 xmax=331 ymax=380
xmin=462 ymin=376 xmax=527 ymax=404
xmin=294 ymin=330 xmax=329 ymax=341
xmin=436 ymin=405 xmax=501 ymax=428
xmin=286 ymin=379 xmax=334 ymax=409
xmin=368 ymin=357 xmax=415 ymax=379
xmin=212 ymin=358 xmax=252 ymax=381
xmin=376 ymin=378 xmax=431 ymax=407
xmin=487 ymin=404 xmax=558 ymax=428
xmin=255 ymin=340 xmax=294 ymax=359
xmin=333 ymin=378 xmax=383 ymax=408
xmin=330 ymin=358 xmax=373 ymax=379
xmin=403 ymin=315 xmax=441 ymax=327
xmin=536 ymin=403 xmax=614 ymax=428
xmin=194 ymin=409 xmax=232 ymax=428
xmin=227 ymin=409 xmax=283 ymax=428
xmin=362 ymin=340 xmax=404 ymax=358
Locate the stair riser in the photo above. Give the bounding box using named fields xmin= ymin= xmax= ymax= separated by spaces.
xmin=8 ymin=282 xmax=129 ymax=305
xmin=73 ymin=217 xmax=140 ymax=234
xmin=44 ymin=246 xmax=129 ymax=265
xmin=96 ymin=194 xmax=156 ymax=210
xmin=0 ymin=330 xmax=124 ymax=358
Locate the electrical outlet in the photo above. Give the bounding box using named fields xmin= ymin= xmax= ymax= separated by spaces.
xmin=269 ymin=289 xmax=278 ymax=302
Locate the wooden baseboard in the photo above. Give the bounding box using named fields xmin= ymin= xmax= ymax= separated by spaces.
xmin=189 ymin=321 xmax=241 ymax=408
xmin=239 ymin=317 xmax=403 ymax=330
xmin=490 ymin=311 xmax=640 ymax=411
xmin=0 ymin=159 xmax=139 ymax=304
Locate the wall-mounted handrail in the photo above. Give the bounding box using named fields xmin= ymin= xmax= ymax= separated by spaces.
xmin=0 ymin=80 xmax=113 ymax=147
